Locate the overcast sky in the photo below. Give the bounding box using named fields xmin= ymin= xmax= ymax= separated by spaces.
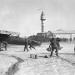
xmin=0 ymin=0 xmax=75 ymax=37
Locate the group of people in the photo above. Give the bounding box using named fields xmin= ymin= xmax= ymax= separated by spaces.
xmin=24 ymin=38 xmax=61 ymax=57
xmin=0 ymin=38 xmax=61 ymax=57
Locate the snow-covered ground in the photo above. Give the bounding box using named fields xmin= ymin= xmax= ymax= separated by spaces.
xmin=0 ymin=55 xmax=17 ymax=75
xmin=0 ymin=42 xmax=75 ymax=75
xmin=15 ymin=57 xmax=75 ymax=75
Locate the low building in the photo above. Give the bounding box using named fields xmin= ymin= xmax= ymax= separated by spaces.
xmin=37 ymin=31 xmax=54 ymax=38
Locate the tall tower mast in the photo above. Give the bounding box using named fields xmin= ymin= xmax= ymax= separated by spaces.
xmin=40 ymin=11 xmax=46 ymax=33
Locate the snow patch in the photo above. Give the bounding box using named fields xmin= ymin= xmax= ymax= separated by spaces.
xmin=0 ymin=55 xmax=17 ymax=75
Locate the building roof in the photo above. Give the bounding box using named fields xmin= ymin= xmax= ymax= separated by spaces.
xmin=53 ymin=30 xmax=75 ymax=34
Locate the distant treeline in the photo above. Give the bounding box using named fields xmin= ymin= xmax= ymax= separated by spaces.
xmin=6 ymin=36 xmax=41 ymax=46
xmin=28 ymin=35 xmax=50 ymax=42
xmin=5 ymin=35 xmax=70 ymax=45
xmin=28 ymin=35 xmax=69 ymax=42
xmin=7 ymin=36 xmax=25 ymax=45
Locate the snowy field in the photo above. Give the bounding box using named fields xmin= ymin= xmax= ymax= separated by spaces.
xmin=0 ymin=55 xmax=17 ymax=75
xmin=0 ymin=42 xmax=75 ymax=75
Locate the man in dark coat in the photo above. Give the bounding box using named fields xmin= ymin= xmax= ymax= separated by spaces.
xmin=24 ymin=39 xmax=28 ymax=52
xmin=74 ymin=45 xmax=75 ymax=54
xmin=50 ymin=37 xmax=59 ymax=57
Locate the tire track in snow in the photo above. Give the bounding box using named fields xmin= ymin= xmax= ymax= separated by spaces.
xmin=39 ymin=53 xmax=75 ymax=66
xmin=2 ymin=55 xmax=24 ymax=75
xmin=58 ymin=56 xmax=75 ymax=66
xmin=1 ymin=53 xmax=75 ymax=75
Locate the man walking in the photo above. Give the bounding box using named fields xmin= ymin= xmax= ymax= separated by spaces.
xmin=50 ymin=37 xmax=59 ymax=57
xmin=24 ymin=39 xmax=28 ymax=52
xmin=74 ymin=45 xmax=75 ymax=54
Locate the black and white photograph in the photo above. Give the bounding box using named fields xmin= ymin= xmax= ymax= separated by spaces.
xmin=0 ymin=0 xmax=75 ymax=75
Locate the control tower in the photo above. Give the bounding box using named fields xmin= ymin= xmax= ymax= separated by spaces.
xmin=40 ymin=11 xmax=46 ymax=33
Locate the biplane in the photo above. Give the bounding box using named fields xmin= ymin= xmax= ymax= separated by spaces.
xmin=0 ymin=30 xmax=41 ymax=51
xmin=0 ymin=30 xmax=19 ymax=51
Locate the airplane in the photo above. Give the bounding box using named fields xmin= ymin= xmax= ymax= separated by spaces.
xmin=0 ymin=30 xmax=41 ymax=51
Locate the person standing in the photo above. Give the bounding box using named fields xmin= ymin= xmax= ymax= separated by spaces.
xmin=24 ymin=39 xmax=28 ymax=52
xmin=74 ymin=45 xmax=75 ymax=54
xmin=50 ymin=37 xmax=59 ymax=57
xmin=3 ymin=41 xmax=8 ymax=51
xmin=0 ymin=41 xmax=1 ymax=51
